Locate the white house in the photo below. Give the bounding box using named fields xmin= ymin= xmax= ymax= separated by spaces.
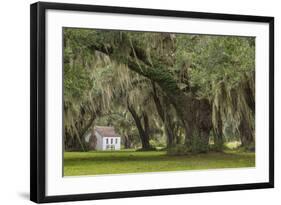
xmin=86 ymin=126 xmax=121 ymax=151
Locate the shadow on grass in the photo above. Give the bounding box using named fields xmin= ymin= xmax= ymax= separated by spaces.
xmin=64 ymin=151 xmax=253 ymax=163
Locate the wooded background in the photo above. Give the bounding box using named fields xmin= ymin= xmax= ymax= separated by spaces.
xmin=63 ymin=28 xmax=255 ymax=153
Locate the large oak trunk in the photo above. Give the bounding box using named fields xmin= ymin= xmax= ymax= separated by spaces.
xmin=127 ymin=104 xmax=151 ymax=150
xmin=152 ymin=82 xmax=176 ymax=148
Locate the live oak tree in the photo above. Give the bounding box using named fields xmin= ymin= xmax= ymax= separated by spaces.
xmin=63 ymin=28 xmax=255 ymax=152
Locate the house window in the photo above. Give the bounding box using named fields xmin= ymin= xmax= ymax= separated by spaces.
xmin=106 ymin=138 xmax=108 ymax=144
xmin=111 ymin=138 xmax=113 ymax=144
xmin=115 ymin=138 xmax=118 ymax=144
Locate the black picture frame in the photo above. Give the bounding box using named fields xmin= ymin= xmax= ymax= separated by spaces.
xmin=30 ymin=1 xmax=274 ymax=203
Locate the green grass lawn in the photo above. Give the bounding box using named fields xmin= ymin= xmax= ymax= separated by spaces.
xmin=64 ymin=149 xmax=255 ymax=176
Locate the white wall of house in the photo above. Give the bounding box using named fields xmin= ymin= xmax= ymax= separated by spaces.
xmin=115 ymin=137 xmax=121 ymax=150
xmin=94 ymin=131 xmax=121 ymax=150
xmin=102 ymin=137 xmax=121 ymax=150
xmin=113 ymin=137 xmax=121 ymax=150
xmin=94 ymin=131 xmax=103 ymax=150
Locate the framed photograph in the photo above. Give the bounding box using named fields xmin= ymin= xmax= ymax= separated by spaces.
xmin=30 ymin=2 xmax=274 ymax=203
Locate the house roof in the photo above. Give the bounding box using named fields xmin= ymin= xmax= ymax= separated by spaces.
xmin=94 ymin=126 xmax=119 ymax=137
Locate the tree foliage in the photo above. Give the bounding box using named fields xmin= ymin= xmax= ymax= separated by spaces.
xmin=63 ymin=28 xmax=255 ymax=153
